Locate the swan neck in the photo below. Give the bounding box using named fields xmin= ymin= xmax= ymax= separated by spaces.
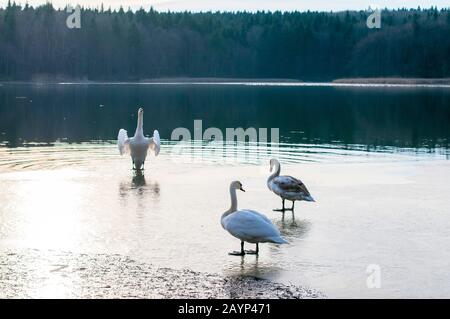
xmin=135 ymin=112 xmax=144 ymax=137
xmin=229 ymin=186 xmax=238 ymax=212
xmin=268 ymin=161 xmax=281 ymax=182
xmin=222 ymin=186 xmax=238 ymax=221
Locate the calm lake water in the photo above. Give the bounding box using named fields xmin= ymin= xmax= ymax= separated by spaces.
xmin=0 ymin=83 xmax=449 ymax=298
xmin=1 ymin=82 xmax=449 ymax=151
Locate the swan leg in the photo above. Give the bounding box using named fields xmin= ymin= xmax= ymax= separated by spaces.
xmin=133 ymin=161 xmax=144 ymax=171
xmin=290 ymin=202 xmax=296 ymax=218
xmin=283 ymin=201 xmax=294 ymax=211
xmin=274 ymin=198 xmax=287 ymax=212
xmin=278 ymin=200 xmax=294 ymax=211
xmin=229 ymin=241 xmax=245 ymax=256
xmin=245 ymin=243 xmax=259 ymax=255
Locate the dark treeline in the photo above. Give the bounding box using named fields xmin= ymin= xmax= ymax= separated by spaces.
xmin=0 ymin=2 xmax=449 ymax=81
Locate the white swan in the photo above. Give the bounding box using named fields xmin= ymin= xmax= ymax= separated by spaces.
xmin=267 ymin=158 xmax=315 ymax=212
xmin=221 ymin=181 xmax=288 ymax=256
xmin=117 ymin=107 xmax=160 ymax=170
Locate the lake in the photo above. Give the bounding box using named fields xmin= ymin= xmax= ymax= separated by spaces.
xmin=0 ymin=82 xmax=449 ymax=298
xmin=1 ymin=82 xmax=450 ymax=151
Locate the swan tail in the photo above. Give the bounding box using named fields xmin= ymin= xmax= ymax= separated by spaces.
xmin=117 ymin=129 xmax=129 ymax=155
xmin=150 ymin=130 xmax=161 ymax=156
xmin=269 ymin=236 xmax=289 ymax=244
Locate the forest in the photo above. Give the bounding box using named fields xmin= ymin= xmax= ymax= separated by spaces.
xmin=0 ymin=2 xmax=449 ymax=81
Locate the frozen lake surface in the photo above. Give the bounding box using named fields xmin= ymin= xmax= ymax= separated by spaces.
xmin=0 ymin=144 xmax=449 ymax=298
xmin=0 ymin=83 xmax=449 ymax=298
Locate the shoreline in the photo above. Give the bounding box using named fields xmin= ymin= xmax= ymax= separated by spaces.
xmin=0 ymin=77 xmax=302 ymax=85
xmin=1 ymin=77 xmax=450 ymax=86
xmin=0 ymin=249 xmax=324 ymax=299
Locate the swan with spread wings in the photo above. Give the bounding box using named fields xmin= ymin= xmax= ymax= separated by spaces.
xmin=117 ymin=108 xmax=160 ymax=171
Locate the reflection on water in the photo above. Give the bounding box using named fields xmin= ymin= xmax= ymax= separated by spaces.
xmin=1 ymin=83 xmax=449 ymax=169
xmin=119 ymin=171 xmax=159 ymax=196
xmin=118 ymin=172 xmax=161 ymax=217
xmin=276 ymin=217 xmax=312 ymax=241
xmin=221 ymin=218 xmax=311 ymax=281
xmin=0 ymin=83 xmax=449 ymax=151
xmin=222 ymin=249 xmax=284 ymax=282
xmin=132 ymin=172 xmax=147 ymax=188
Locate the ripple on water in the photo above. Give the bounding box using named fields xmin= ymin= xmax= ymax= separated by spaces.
xmin=0 ymin=140 xmax=448 ymax=172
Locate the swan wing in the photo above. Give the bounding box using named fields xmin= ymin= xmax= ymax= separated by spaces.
xmin=223 ymin=210 xmax=285 ymax=243
xmin=117 ymin=129 xmax=130 ymax=155
xmin=240 ymin=209 xmax=273 ymax=225
xmin=273 ymin=175 xmax=311 ymax=196
xmin=148 ymin=130 xmax=161 ymax=156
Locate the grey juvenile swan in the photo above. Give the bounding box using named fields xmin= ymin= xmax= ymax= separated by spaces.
xmin=267 ymin=158 xmax=315 ymax=212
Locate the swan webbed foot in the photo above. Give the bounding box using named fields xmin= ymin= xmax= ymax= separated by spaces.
xmin=228 ymin=251 xmax=245 ymax=256
xmin=229 ymin=241 xmax=245 ymax=256
xmin=274 ymin=199 xmax=295 ymax=212
xmin=244 ymin=243 xmax=259 ymax=255
xmin=274 ymin=198 xmax=291 ymax=212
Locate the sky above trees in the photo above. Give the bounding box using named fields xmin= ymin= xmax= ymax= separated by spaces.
xmin=0 ymin=0 xmax=449 ymax=12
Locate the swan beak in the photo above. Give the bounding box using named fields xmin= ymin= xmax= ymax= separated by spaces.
xmin=240 ymin=187 xmax=246 ymax=192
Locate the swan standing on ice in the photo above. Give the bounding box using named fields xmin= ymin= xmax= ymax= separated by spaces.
xmin=267 ymin=158 xmax=315 ymax=212
xmin=117 ymin=108 xmax=160 ymax=170
xmin=221 ymin=181 xmax=288 ymax=256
